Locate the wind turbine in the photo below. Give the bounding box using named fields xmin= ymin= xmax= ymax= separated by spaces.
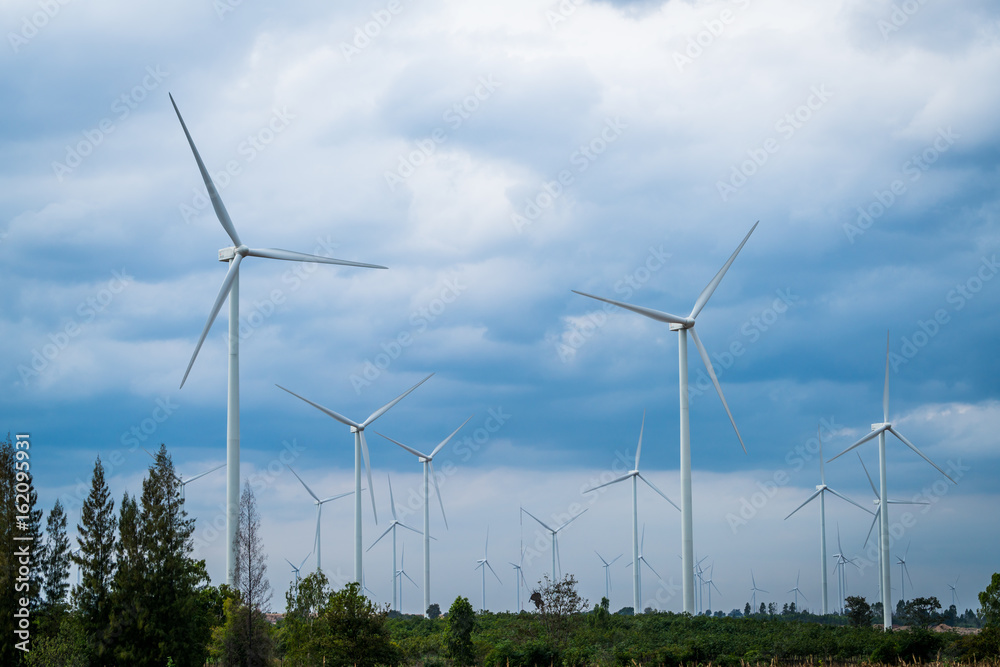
xmin=828 ymin=332 xmax=957 ymax=629
xmin=142 ymin=448 xmax=226 ymax=501
xmin=625 ymin=525 xmax=662 ymax=612
xmin=367 ymin=474 xmax=423 ymax=612
xmin=896 ymin=542 xmax=913 ymax=602
xmin=573 ymin=221 xmax=757 ymax=613
xmin=276 ymin=373 xmax=433 ymax=583
xmin=170 ymin=94 xmax=386 ymax=585
xmin=377 ymin=415 xmax=471 ymax=616
xmin=749 ymin=570 xmax=768 ymax=613
xmin=703 ymin=564 xmax=721 ymax=613
xmin=788 ymin=571 xmax=808 ymax=610
xmin=285 ymin=551 xmax=312 ymax=583
xmin=694 ymin=556 xmax=709 ymax=614
xmin=287 ymin=465 xmax=353 ymax=572
xmin=785 ymin=427 xmax=871 ymax=614
xmin=475 ymin=527 xmax=502 ymax=612
xmin=396 ymin=543 xmax=418 ymax=614
xmin=521 ymin=507 xmax=588 ymax=580
xmin=510 ymin=546 xmax=528 ymax=611
xmin=583 ymin=413 xmax=680 ymax=614
xmin=948 ymin=576 xmax=960 ymax=608
xmin=831 ymin=525 xmax=859 ymax=613
xmin=596 ymin=551 xmax=623 ymax=603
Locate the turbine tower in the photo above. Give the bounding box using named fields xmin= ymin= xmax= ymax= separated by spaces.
xmin=828 ymin=332 xmax=957 ymax=629
xmin=475 ymin=527 xmax=502 ymax=612
xmin=378 ymin=416 xmax=471 ymax=616
xmin=367 ymin=475 xmax=423 ymax=612
xmin=784 ymin=427 xmax=870 ymax=614
xmin=520 ymin=507 xmax=588 ymax=580
xmin=596 ymin=551 xmax=623 ymax=604
xmin=170 ymin=94 xmax=386 ymax=584
xmin=276 ymin=373 xmax=433 ymax=583
xmin=573 ymin=222 xmax=757 ymax=612
xmin=583 ymin=412 xmax=680 ymax=614
xmin=287 ymin=464 xmax=353 ymax=572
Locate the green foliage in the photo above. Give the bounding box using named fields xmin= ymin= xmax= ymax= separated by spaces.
xmin=447 ymin=595 xmax=477 ymax=666
xmin=22 ymin=611 xmax=89 ymax=667
xmin=212 ymin=593 xmax=275 ymax=667
xmin=981 ymin=572 xmax=1000 ymax=628
xmin=899 ymin=596 xmax=943 ymax=628
xmin=532 ymin=574 xmax=589 ymax=652
xmin=72 ymin=456 xmax=116 ymax=663
xmin=845 ymin=595 xmax=873 ymax=627
xmin=427 ymin=602 xmax=442 ymax=619
xmin=39 ymin=498 xmax=71 ymax=637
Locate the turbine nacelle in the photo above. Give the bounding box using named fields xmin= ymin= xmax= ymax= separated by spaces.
xmin=668 ymin=320 xmax=695 ymax=331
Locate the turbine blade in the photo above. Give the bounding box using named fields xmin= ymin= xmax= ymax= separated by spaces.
xmin=275 ymin=385 xmax=361 ymax=429
xmin=640 ymin=556 xmax=661 ymax=580
xmin=864 ymin=512 xmax=879 ymax=549
xmin=555 ymin=508 xmax=587 ymax=532
xmin=287 ymin=465 xmax=320 ymax=503
xmin=858 ymin=453 xmax=879 ymax=496
xmin=784 ymin=488 xmax=823 ymax=520
xmin=487 ymin=560 xmax=503 ymax=584
xmin=827 ymin=426 xmax=888 ymax=463
xmin=366 ymin=524 xmax=394 ymax=552
xmin=360 ymin=431 xmax=378 ymax=523
xmin=245 ymin=247 xmax=386 ymax=270
xmin=429 ymin=461 xmax=449 ymax=530
xmin=826 ymin=487 xmax=875 ymax=515
xmin=182 ymin=462 xmax=226 ymax=484
xmin=583 ymin=472 xmax=633 ymax=494
xmin=887 ymin=426 xmax=957 ymax=484
xmin=610 ymin=554 xmax=623 ymax=565
xmin=403 ymin=570 xmax=418 ymax=587
xmin=362 ymin=373 xmax=434 ymax=427
xmin=388 ymin=474 xmax=398 ymax=522
xmin=317 ymin=491 xmax=353 ymax=504
xmin=180 ymin=253 xmax=243 ymax=388
xmin=818 ymin=426 xmax=825 ymax=485
xmin=635 ymin=410 xmax=645 ymax=470
xmin=883 ymin=331 xmax=891 ymax=423
xmin=595 ymin=550 xmax=609 ymax=566
xmin=520 ymin=507 xmax=554 ymax=533
xmin=398 ymin=522 xmax=423 ymax=537
xmin=429 ymin=416 xmax=473 ymax=459
xmin=571 ymin=290 xmax=690 ymax=326
xmin=637 ymin=474 xmax=681 ymax=512
xmin=169 ymin=94 xmax=242 ymax=247
xmin=377 ymin=432 xmax=428 ymax=459
xmin=690 ymin=327 xmax=746 ymax=453
xmin=689 ymin=221 xmax=758 ymax=320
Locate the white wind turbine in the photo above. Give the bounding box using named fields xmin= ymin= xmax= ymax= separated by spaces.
xmin=510 ymin=546 xmax=528 ymax=611
xmin=367 ymin=475 xmax=423 ymax=612
xmin=276 ymin=373 xmax=433 ymax=584
xmin=749 ymin=570 xmax=768 ymax=613
xmin=897 ymin=542 xmax=914 ymax=602
xmin=377 ymin=415 xmax=471 ymax=616
xmin=828 ymin=332 xmax=957 ymax=629
xmin=583 ymin=413 xmax=680 ymax=614
xmin=475 ymin=527 xmax=502 ymax=612
xmin=596 ymin=551 xmax=623 ymax=604
xmin=948 ymin=576 xmax=960 ymax=608
xmin=142 ymin=448 xmax=226 ymax=501
xmin=788 ymin=571 xmax=808 ymax=610
xmin=171 ymin=94 xmax=386 ymax=585
xmin=520 ymin=507 xmax=588 ymax=581
xmin=784 ymin=427 xmax=871 ymax=614
xmin=396 ymin=543 xmax=418 ymax=614
xmin=285 ymin=551 xmax=312 ymax=583
xmin=703 ymin=564 xmax=721 ymax=613
xmin=287 ymin=464 xmax=353 ymax=572
xmin=624 ymin=525 xmax=662 ymax=612
xmin=573 ymin=222 xmax=757 ymax=613
xmin=831 ymin=525 xmax=859 ymax=613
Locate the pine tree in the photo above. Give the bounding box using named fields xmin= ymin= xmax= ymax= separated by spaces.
xmin=0 ymin=433 xmax=44 ymax=665
xmin=72 ymin=456 xmax=117 ymax=662
xmin=110 ymin=493 xmax=144 ymax=664
xmin=38 ymin=499 xmax=71 ymax=636
xmin=226 ymin=481 xmax=274 ymax=666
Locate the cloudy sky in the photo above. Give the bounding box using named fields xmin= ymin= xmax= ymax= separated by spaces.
xmin=3 ymin=0 xmax=999 ymax=615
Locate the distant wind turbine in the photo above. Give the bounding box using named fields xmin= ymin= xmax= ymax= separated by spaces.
xmin=784 ymin=427 xmax=871 ymax=615
xmin=521 ymin=507 xmax=588 ymax=580
xmin=703 ymin=563 xmax=721 ymax=613
xmin=475 ymin=527 xmax=502 ymax=612
xmin=749 ymin=570 xmax=768 ymax=612
xmin=948 ymin=576 xmax=960 ymax=608
xmin=396 ymin=543 xmax=418 ymax=614
xmin=142 ymin=448 xmax=226 ymax=501
xmin=625 ymin=525 xmax=662 ymax=612
xmin=367 ymin=475 xmax=423 ymax=612
xmin=573 ymin=221 xmax=757 ymax=613
xmin=285 ymin=551 xmax=312 ymax=583
xmin=170 ymin=93 xmax=386 ymax=584
xmin=596 ymin=551 xmax=623 ymax=604
xmin=788 ymin=570 xmax=808 ymax=610
xmin=896 ymin=542 xmax=914 ymax=602
xmin=510 ymin=546 xmax=528 ymax=611
xmin=583 ymin=412 xmax=679 ymax=614
xmin=287 ymin=464 xmax=352 ymax=572
xmin=828 ymin=332 xmax=957 ymax=629
xmin=378 ymin=415 xmax=471 ymax=616
xmin=276 ymin=373 xmax=433 ymax=583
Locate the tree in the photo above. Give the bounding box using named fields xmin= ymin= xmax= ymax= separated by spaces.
xmin=317 ymin=582 xmax=398 ymax=667
xmin=532 ymin=574 xmax=589 ymax=650
xmin=38 ymin=499 xmax=71 ymax=636
xmin=447 ymin=596 xmax=476 ymax=666
xmin=744 ymin=602 xmax=752 ymax=616
xmin=225 ymin=482 xmax=274 ymax=666
xmin=0 ymin=433 xmax=44 ymax=665
xmin=980 ymin=573 xmax=1000 ymax=628
xmin=282 ymin=570 xmax=331 ymax=664
xmin=845 ymin=595 xmax=873 ymax=627
xmin=72 ymin=456 xmax=117 ymax=662
xmin=903 ymin=596 xmax=942 ymax=628
xmin=759 ymin=602 xmax=767 ymax=615
xmin=427 ymin=602 xmax=442 ymax=619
